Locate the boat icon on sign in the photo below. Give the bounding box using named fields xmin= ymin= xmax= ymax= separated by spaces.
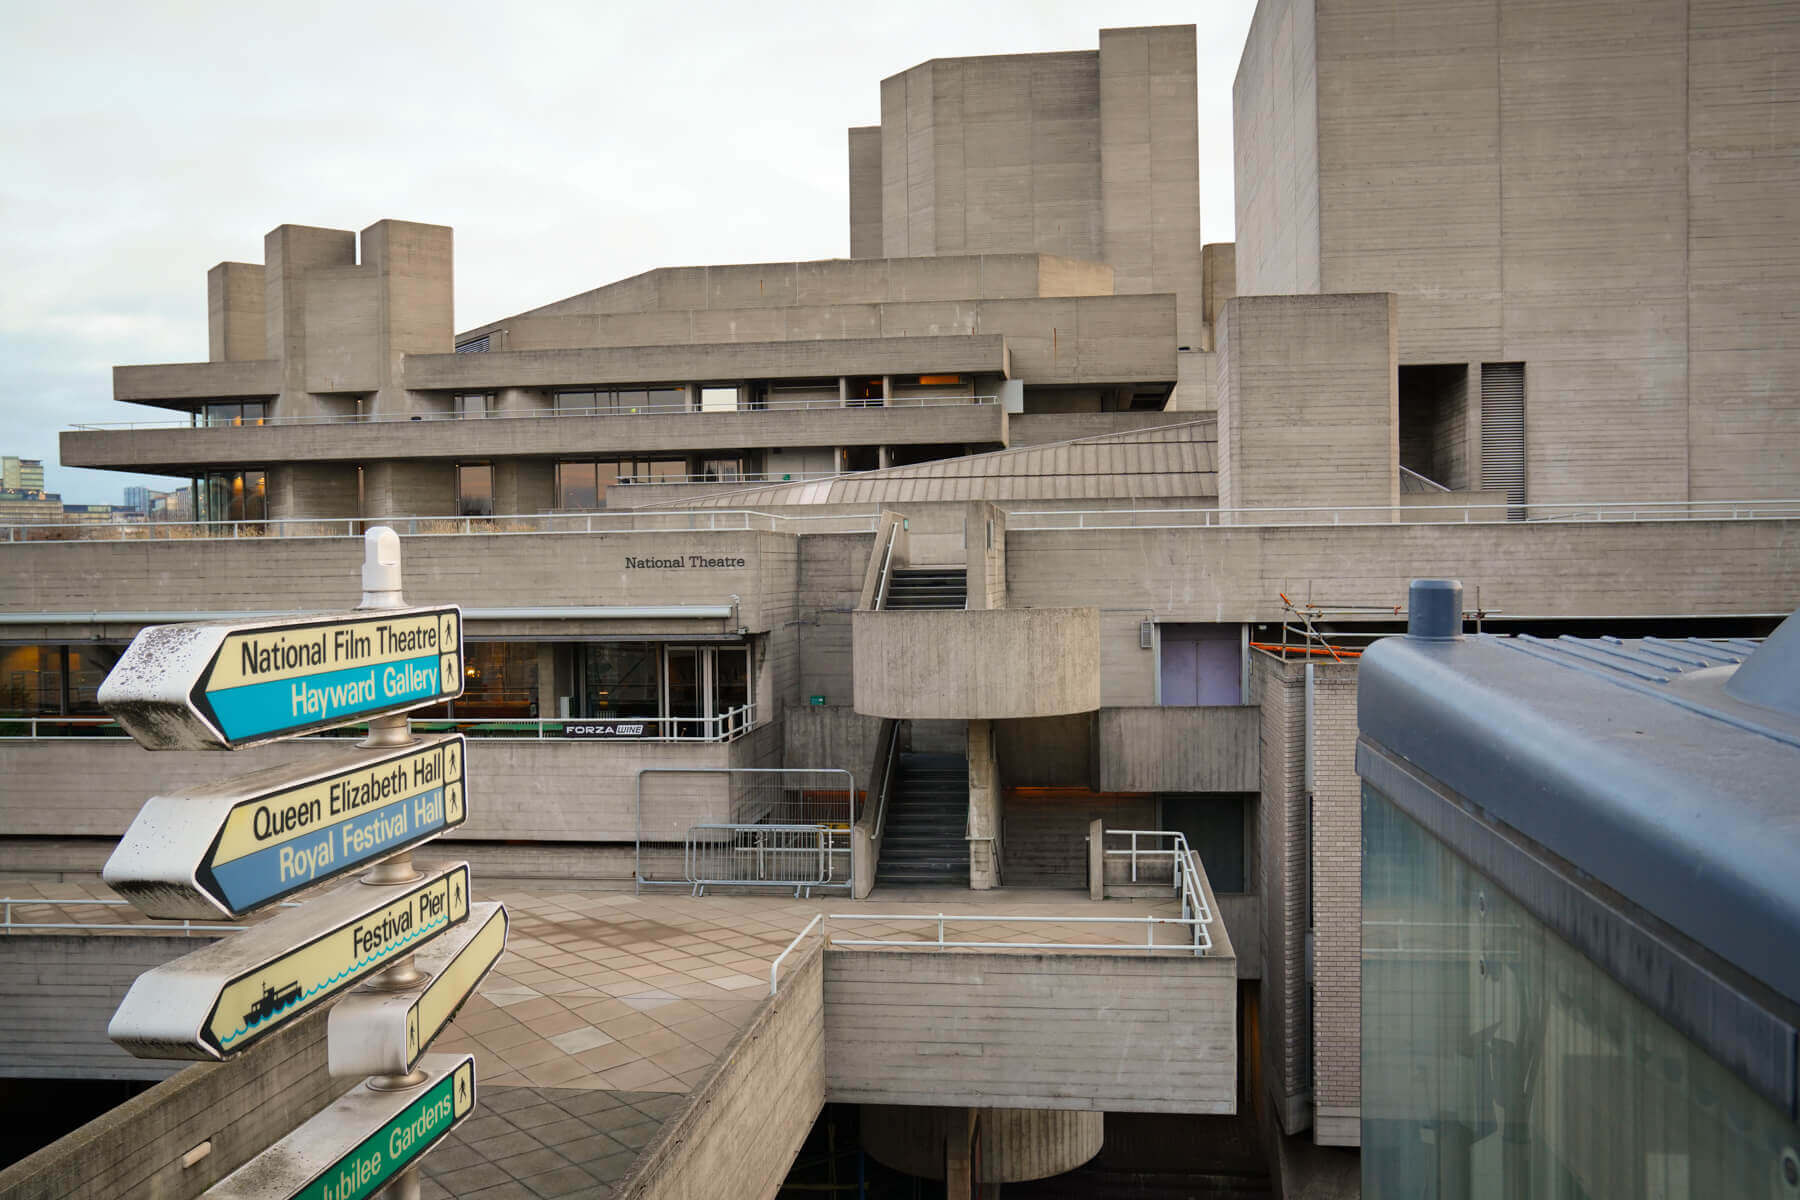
xmin=243 ymin=980 xmax=302 ymax=1026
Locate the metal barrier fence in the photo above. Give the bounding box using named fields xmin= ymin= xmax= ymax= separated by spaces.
xmin=636 ymin=767 xmax=857 ymax=896
xmin=685 ymin=824 xmax=839 ymax=898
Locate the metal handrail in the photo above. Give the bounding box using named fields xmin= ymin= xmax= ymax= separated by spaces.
xmin=1004 ymin=500 xmax=1800 ymax=529
xmin=1 ymin=896 xmax=298 ymax=935
xmin=873 ymin=522 xmax=899 ymax=611
xmin=2 ymin=509 xmax=883 ymax=542
xmin=770 ymin=914 xmax=824 ymax=995
xmin=867 ymin=719 xmax=901 ymax=840
xmin=828 ymin=911 xmax=1212 ymax=956
xmin=70 ymin=395 xmax=1001 ymax=431
xmin=1102 ymin=828 xmax=1216 ymax=953
xmin=1 ymin=707 xmax=759 ymax=743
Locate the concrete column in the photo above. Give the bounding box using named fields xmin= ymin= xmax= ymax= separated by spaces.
xmin=494 ymin=388 xmax=547 ymax=418
xmin=877 ymin=445 xmax=892 ymax=470
xmin=839 ymin=376 xmax=850 ymax=406
xmin=363 ymin=462 xmax=456 ymax=519
xmin=686 ymin=382 xmax=700 ymax=411
xmin=266 ymin=464 xmax=360 ymax=523
xmin=861 ymin=1105 xmax=1102 ymax=1183
xmin=944 ymin=1109 xmax=976 ymax=1200
xmin=968 ymin=719 xmax=1000 ymax=889
xmin=961 ymin=502 xmax=1006 ymax=611
xmin=881 ymin=374 xmax=893 ymax=405
xmin=492 ymin=460 xmax=554 ymax=516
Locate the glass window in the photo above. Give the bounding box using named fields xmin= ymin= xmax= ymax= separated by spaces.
xmin=1362 ymin=783 xmax=1798 ymax=1198
xmin=66 ymin=645 xmax=126 ymax=714
xmin=454 ymin=392 xmax=494 ymax=418
xmin=580 ymin=645 xmax=659 ymax=718
xmin=554 ymin=391 xmax=596 ymax=415
xmin=646 ymin=387 xmax=686 ymax=410
xmin=699 ymin=457 xmax=744 ymax=483
xmin=715 ymin=647 xmax=750 ymax=711
xmin=0 ymin=645 xmax=63 ymax=715
xmin=457 ymin=643 xmax=538 ymax=719
xmin=612 ymin=389 xmax=648 ymax=413
xmin=197 ymin=469 xmax=266 ymax=523
xmin=456 ymin=464 xmax=493 ymax=517
xmin=1159 ymin=795 xmax=1246 ymax=892
xmin=556 ymin=462 xmax=599 ymax=510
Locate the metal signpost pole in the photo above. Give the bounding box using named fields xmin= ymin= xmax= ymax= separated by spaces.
xmin=96 ymin=527 xmax=505 ymax=1200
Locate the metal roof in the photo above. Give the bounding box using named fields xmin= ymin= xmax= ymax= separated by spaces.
xmin=652 ymin=417 xmax=1218 ymax=509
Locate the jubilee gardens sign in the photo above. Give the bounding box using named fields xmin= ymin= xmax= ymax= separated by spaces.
xmin=97 ymin=528 xmax=507 ymax=1200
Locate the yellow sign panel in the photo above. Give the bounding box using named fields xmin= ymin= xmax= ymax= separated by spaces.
xmin=206 ymin=864 xmax=469 ymax=1056
xmin=407 ymin=905 xmax=508 ymax=1067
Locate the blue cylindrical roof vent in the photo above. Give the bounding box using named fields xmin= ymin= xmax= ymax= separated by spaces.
xmin=1408 ymin=579 xmax=1463 ymax=640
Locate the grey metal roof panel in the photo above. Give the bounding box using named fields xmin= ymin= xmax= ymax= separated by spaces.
xmin=1359 ymin=630 xmax=1800 ymax=1010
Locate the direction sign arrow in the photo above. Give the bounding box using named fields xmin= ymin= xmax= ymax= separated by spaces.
xmin=110 ymin=861 xmax=471 ymax=1060
xmin=328 ymin=902 xmax=508 ymax=1078
xmin=104 ymin=735 xmax=468 ymax=920
xmin=205 ymin=1053 xmax=474 ymax=1200
xmin=99 ymin=606 xmax=463 ymax=750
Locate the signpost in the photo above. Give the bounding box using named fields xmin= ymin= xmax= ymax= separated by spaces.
xmin=103 ymin=734 xmax=467 ymax=919
xmin=327 ymin=902 xmax=508 ymax=1078
xmin=204 ymin=1053 xmax=475 ymax=1200
xmin=99 ymin=605 xmax=462 ymax=750
xmin=96 ymin=527 xmax=502 ymax=1198
xmin=109 ymin=861 xmax=470 ymax=1060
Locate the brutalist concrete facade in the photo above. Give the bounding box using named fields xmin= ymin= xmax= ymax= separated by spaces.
xmin=6 ymin=7 xmax=1799 ymax=1186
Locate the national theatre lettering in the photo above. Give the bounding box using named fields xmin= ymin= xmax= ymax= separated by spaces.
xmin=625 ymin=554 xmax=747 ymax=569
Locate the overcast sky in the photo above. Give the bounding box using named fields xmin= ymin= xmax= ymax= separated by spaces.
xmin=0 ymin=0 xmax=1259 ymax=502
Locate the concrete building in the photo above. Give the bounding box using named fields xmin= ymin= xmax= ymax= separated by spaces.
xmin=2 ymin=6 xmax=1797 ymax=1196
xmin=2 ymin=457 xmax=46 ymax=493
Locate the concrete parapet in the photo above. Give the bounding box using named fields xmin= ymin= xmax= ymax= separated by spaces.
xmin=618 ymin=936 xmax=825 ymax=1199
xmin=851 ymin=608 xmax=1102 ymax=719
xmin=1095 ymin=705 xmax=1260 ymax=792
xmin=0 ymin=1001 xmax=350 ymax=1199
xmin=824 ymin=947 xmax=1236 ymax=1113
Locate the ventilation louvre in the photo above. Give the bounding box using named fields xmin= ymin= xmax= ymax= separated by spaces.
xmin=1481 ymin=363 xmax=1526 ymax=519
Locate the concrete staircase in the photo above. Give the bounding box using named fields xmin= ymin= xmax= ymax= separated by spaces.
xmin=884 ymin=567 xmax=967 ymax=609
xmin=876 ymin=751 xmax=970 ymax=886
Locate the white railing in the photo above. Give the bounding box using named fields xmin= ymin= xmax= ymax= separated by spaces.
xmin=1006 ymin=499 xmax=1800 ymax=530
xmin=828 ymin=911 xmax=1212 ymax=956
xmin=2 ymin=509 xmax=882 ymax=543
xmin=1 ymin=707 xmax=760 ymax=743
xmin=770 ymin=914 xmax=825 ymax=995
xmin=70 ymin=395 xmax=1000 ymax=432
xmin=1103 ymin=828 xmax=1217 ymax=955
xmin=0 ymin=896 xmax=298 ymax=935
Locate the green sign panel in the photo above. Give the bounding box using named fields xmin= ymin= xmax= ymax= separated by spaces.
xmin=298 ymin=1058 xmax=473 ymax=1200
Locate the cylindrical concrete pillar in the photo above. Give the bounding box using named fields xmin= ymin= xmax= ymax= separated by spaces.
xmin=861 ymin=1105 xmax=1103 ymax=1183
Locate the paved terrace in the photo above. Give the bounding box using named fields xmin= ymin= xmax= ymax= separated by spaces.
xmin=2 ymin=877 xmax=1187 ymax=1198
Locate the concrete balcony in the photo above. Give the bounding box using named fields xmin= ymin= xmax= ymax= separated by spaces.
xmin=1095 ymin=706 xmax=1259 ymax=792
xmin=62 ymin=401 xmax=1009 ymax=474
xmin=851 ymin=608 xmax=1101 ymax=720
xmin=112 ymin=359 xmax=281 ymax=406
